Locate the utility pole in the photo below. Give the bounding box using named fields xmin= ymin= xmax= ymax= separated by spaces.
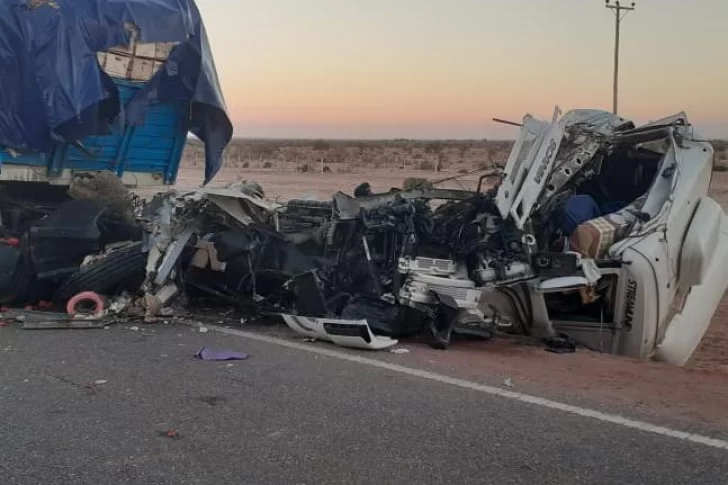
xmin=605 ymin=1 xmax=636 ymax=114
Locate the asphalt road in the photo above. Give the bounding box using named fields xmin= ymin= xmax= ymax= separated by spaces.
xmin=0 ymin=323 xmax=726 ymax=485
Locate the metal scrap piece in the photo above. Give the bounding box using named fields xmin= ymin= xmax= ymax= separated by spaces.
xmin=4 ymin=310 xmax=107 ymax=330
xmin=281 ymin=315 xmax=398 ymax=351
xmin=22 ymin=319 xmax=108 ymax=330
xmin=153 ymin=225 xmax=197 ymax=286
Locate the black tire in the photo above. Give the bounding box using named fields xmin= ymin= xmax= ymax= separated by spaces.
xmin=54 ymin=242 xmax=146 ymax=302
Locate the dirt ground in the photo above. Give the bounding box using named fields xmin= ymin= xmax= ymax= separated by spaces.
xmin=173 ymin=166 xmax=485 ymax=200
xmin=167 ymin=166 xmax=728 ymax=423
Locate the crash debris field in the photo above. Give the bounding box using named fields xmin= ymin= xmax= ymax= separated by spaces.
xmin=3 ymin=0 xmax=728 ymax=419
xmin=168 ymin=158 xmax=728 ymax=375
xmin=4 ymin=116 xmax=728 ymax=378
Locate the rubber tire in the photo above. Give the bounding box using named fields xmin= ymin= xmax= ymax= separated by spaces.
xmin=66 ymin=291 xmax=105 ymax=317
xmin=54 ymin=242 xmax=146 ymax=302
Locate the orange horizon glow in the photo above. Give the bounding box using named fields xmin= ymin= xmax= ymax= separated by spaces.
xmin=198 ymin=0 xmax=728 ymax=139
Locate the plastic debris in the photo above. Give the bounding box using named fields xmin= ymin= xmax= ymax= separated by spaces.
xmin=544 ymin=334 xmax=577 ymax=354
xmin=195 ymin=347 xmax=250 ymax=361
xmin=390 ymin=348 xmax=410 ymax=354
xmin=109 ymin=294 xmax=133 ymax=315
xmin=503 ymin=378 xmax=515 ymax=388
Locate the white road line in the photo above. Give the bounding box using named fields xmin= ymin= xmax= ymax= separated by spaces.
xmin=212 ymin=326 xmax=728 ymax=451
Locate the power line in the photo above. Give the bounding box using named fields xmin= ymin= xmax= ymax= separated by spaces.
xmin=605 ymin=1 xmax=636 ymax=115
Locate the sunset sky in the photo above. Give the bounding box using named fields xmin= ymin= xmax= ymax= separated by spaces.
xmin=196 ymin=0 xmax=728 ymax=139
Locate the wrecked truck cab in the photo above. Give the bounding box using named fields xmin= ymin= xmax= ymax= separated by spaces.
xmin=395 ymin=109 xmax=727 ymax=363
xmin=479 ymin=109 xmax=728 ymax=365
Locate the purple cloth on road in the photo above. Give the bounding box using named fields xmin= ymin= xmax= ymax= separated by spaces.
xmin=195 ymin=347 xmax=250 ymax=361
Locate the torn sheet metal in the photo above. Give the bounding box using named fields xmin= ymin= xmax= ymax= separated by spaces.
xmin=281 ymin=315 xmax=398 ymax=350
xmin=153 ymin=226 xmax=197 ymax=286
xmin=334 ymin=188 xmax=476 ymax=219
xmin=4 ymin=309 xmax=107 ymax=330
xmin=22 ymin=319 xmax=108 ymax=330
xmin=200 ymin=188 xmax=280 ymax=226
xmin=143 ymin=188 xmax=277 ymax=286
xmin=560 ymin=109 xmax=633 ymax=136
xmin=147 ymin=189 xmax=277 ymax=228
xmin=509 ymin=107 xmax=564 ymax=229
xmin=495 ymin=114 xmax=550 ymax=219
xmin=141 ymin=188 xmax=280 ymax=317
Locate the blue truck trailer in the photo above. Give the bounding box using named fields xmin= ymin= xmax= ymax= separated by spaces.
xmin=0 ymin=79 xmax=189 ymax=187
xmin=0 ymin=0 xmax=232 ymax=189
xmin=0 ymin=0 xmax=232 ymax=305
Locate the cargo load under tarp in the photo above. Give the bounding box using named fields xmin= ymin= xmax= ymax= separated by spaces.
xmin=0 ymin=0 xmax=232 ymax=184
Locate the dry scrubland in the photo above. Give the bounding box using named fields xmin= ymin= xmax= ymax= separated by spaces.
xmin=176 ymin=138 xmax=728 ymax=374
xmin=183 ymin=138 xmax=513 ymax=176
xmin=184 ymin=138 xmax=728 ymax=174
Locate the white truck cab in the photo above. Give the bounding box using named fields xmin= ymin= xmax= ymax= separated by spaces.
xmin=398 ymin=109 xmax=728 ymax=364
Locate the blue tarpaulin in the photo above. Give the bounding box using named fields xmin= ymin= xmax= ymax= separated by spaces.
xmin=0 ymin=0 xmax=232 ymax=183
xmin=559 ymin=195 xmax=602 ymax=236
